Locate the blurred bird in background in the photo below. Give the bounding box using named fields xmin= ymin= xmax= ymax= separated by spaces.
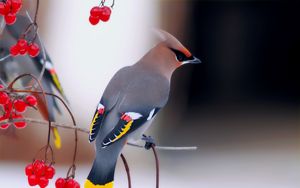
xmin=0 ymin=14 xmax=67 ymax=149
xmin=85 ymin=29 xmax=201 ymax=188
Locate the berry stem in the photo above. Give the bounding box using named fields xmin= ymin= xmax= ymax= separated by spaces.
xmin=100 ymin=0 xmax=105 ymax=6
xmin=34 ymin=0 xmax=39 ymax=24
xmin=111 ymin=0 xmax=115 ymax=8
xmin=24 ymin=11 xmax=47 ymax=85
xmin=20 ymin=0 xmax=39 ymax=43
xmin=7 ymin=74 xmax=52 ymax=150
xmin=12 ymin=86 xmax=79 ymax=178
xmin=0 ymin=77 xmax=7 ymax=87
xmin=120 ymin=154 xmax=132 ymax=188
xmin=21 ymin=23 xmax=38 ymax=42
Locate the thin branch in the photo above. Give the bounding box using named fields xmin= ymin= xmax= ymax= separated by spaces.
xmin=0 ymin=77 xmax=7 ymax=86
xmin=34 ymin=0 xmax=40 ymax=24
xmin=23 ymin=117 xmax=89 ymax=133
xmin=3 ymin=117 xmax=198 ymax=151
xmin=120 ymin=154 xmax=131 ymax=188
xmin=151 ymin=145 xmax=159 ymax=188
xmin=127 ymin=143 xmax=198 ymax=151
xmin=0 ymin=54 xmax=11 ymax=62
xmin=25 ymin=10 xmax=47 ymax=83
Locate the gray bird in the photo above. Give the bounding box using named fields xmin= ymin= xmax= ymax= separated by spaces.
xmin=85 ymin=29 xmax=201 ymax=188
xmin=0 ymin=15 xmax=66 ymax=148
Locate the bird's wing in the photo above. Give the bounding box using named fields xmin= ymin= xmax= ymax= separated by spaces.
xmin=88 ymin=102 xmax=105 ymax=142
xmin=101 ymin=70 xmax=169 ymax=148
xmin=102 ymin=108 xmax=160 ymax=148
xmin=88 ymin=67 xmax=130 ymax=143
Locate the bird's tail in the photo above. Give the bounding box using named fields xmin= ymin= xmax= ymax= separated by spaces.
xmin=84 ymin=157 xmax=116 ymax=188
xmin=84 ymin=140 xmax=126 ymax=188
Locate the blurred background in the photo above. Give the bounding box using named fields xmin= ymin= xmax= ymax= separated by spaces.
xmin=1 ymin=0 xmax=300 ymax=187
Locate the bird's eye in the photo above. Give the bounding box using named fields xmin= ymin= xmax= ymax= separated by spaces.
xmin=176 ymin=53 xmax=185 ymax=62
xmin=170 ymin=48 xmax=187 ymax=62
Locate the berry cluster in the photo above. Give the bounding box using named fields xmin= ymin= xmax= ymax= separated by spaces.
xmin=10 ymin=39 xmax=40 ymax=57
xmin=25 ymin=160 xmax=56 ymax=188
xmin=0 ymin=0 xmax=22 ymax=25
xmin=55 ymin=178 xmax=80 ymax=188
xmin=0 ymin=84 xmax=37 ymax=129
xmin=89 ymin=6 xmax=112 ymax=25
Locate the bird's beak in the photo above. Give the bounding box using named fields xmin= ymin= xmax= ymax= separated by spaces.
xmin=181 ymin=56 xmax=202 ymax=65
xmin=189 ymin=56 xmax=202 ymax=64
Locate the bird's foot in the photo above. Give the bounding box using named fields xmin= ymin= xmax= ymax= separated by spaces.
xmin=142 ymin=134 xmax=156 ymax=150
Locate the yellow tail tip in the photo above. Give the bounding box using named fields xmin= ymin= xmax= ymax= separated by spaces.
xmin=53 ymin=128 xmax=62 ymax=149
xmin=84 ymin=180 xmax=114 ymax=188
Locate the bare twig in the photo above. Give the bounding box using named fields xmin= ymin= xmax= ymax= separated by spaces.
xmin=20 ymin=117 xmax=89 ymax=133
xmin=25 ymin=11 xmax=47 ymax=83
xmin=0 ymin=77 xmax=7 ymax=86
xmin=151 ymin=145 xmax=159 ymax=188
xmin=0 ymin=54 xmax=11 ymax=62
xmin=120 ymin=154 xmax=131 ymax=188
xmin=34 ymin=0 xmax=40 ymax=24
xmin=1 ymin=117 xmax=198 ymax=151
xmin=127 ymin=143 xmax=198 ymax=151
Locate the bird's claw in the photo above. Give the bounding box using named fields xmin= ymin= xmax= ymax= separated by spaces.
xmin=142 ymin=134 xmax=156 ymax=150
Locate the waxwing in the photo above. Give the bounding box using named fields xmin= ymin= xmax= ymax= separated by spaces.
xmin=85 ymin=29 xmax=201 ymax=188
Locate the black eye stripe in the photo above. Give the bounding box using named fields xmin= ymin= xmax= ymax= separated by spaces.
xmin=170 ymin=48 xmax=193 ymax=62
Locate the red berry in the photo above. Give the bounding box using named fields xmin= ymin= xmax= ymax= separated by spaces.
xmin=90 ymin=6 xmax=102 ymax=17
xmin=99 ymin=6 xmax=111 ymax=22
xmin=0 ymin=2 xmax=8 ymax=15
xmin=39 ymin=176 xmax=49 ymax=188
xmin=28 ymin=43 xmax=40 ymax=57
xmin=3 ymin=100 xmax=13 ymax=119
xmin=33 ymin=160 xmax=42 ymax=170
xmin=2 ymin=1 xmax=11 ymax=15
xmin=74 ymin=181 xmax=80 ymax=188
xmin=0 ymin=84 xmax=4 ymax=89
xmin=45 ymin=166 xmax=55 ymax=179
xmin=89 ymin=15 xmax=100 ymax=25
xmin=33 ymin=160 xmax=42 ymax=166
xmin=28 ymin=174 xmax=39 ymax=186
xmin=19 ymin=48 xmax=27 ymax=55
xmin=17 ymin=39 xmax=28 ymax=55
xmin=11 ymin=0 xmax=22 ymax=13
xmin=13 ymin=99 xmax=27 ymax=113
xmin=25 ymin=95 xmax=37 ymax=106
xmin=17 ymin=39 xmax=27 ymax=47
xmin=34 ymin=161 xmax=46 ymax=177
xmin=13 ymin=120 xmax=26 ymax=128
xmin=66 ymin=179 xmax=76 ymax=188
xmin=10 ymin=44 xmax=20 ymax=56
xmin=12 ymin=113 xmax=26 ymax=128
xmin=0 ymin=123 xmax=9 ymax=129
xmin=55 ymin=178 xmax=66 ymax=188
xmin=5 ymin=13 xmax=17 ymax=25
xmin=25 ymin=164 xmax=34 ymax=176
xmin=0 ymin=92 xmax=9 ymax=105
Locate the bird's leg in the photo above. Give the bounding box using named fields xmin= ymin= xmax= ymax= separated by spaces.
xmin=142 ymin=134 xmax=156 ymax=150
